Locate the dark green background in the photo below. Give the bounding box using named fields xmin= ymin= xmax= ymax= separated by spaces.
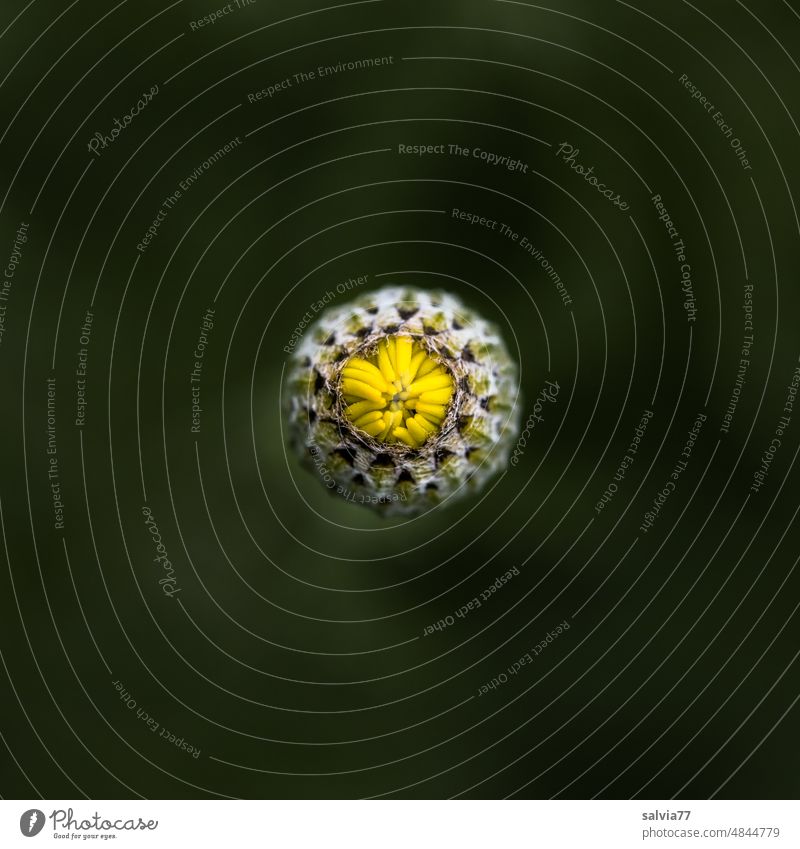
xmin=0 ymin=0 xmax=798 ymax=799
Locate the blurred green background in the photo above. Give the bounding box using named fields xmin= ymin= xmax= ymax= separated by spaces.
xmin=0 ymin=0 xmax=798 ymax=799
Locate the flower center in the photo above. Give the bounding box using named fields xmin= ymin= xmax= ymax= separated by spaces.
xmin=340 ymin=336 xmax=455 ymax=447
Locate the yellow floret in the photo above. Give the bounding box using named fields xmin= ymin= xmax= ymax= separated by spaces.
xmin=340 ymin=336 xmax=455 ymax=447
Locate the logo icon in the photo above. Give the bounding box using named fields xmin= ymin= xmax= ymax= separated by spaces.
xmin=19 ymin=809 xmax=45 ymax=837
